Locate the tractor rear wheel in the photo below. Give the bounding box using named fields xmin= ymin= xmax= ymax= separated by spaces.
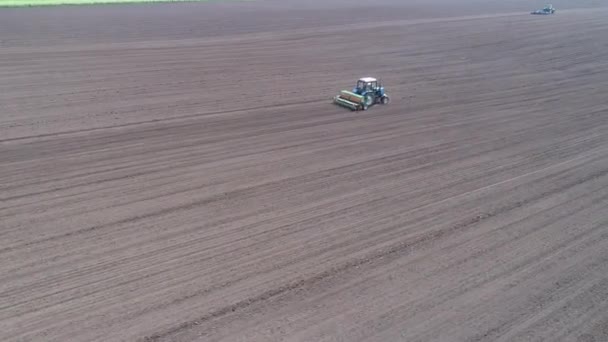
xmin=363 ymin=94 xmax=374 ymax=108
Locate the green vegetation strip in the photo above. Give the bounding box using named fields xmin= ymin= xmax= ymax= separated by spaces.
xmin=0 ymin=0 xmax=236 ymax=7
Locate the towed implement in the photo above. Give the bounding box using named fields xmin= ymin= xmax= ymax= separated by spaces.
xmin=333 ymin=77 xmax=390 ymax=111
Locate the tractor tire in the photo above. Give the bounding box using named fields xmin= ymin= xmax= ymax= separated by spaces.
xmin=381 ymin=96 xmax=390 ymax=105
xmin=363 ymin=94 xmax=374 ymax=108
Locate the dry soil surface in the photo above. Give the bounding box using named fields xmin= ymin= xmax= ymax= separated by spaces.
xmin=2 ymin=1 xmax=608 ymax=341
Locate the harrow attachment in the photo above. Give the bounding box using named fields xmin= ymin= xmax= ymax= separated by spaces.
xmin=333 ymin=90 xmax=368 ymax=111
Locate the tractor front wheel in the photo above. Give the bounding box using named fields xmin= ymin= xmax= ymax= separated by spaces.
xmin=381 ymin=95 xmax=390 ymax=105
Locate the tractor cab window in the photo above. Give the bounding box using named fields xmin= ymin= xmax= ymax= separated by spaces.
xmin=357 ymin=80 xmax=378 ymax=91
xmin=361 ymin=82 xmax=373 ymax=91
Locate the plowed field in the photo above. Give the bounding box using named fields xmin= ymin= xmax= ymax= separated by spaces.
xmin=2 ymin=1 xmax=608 ymax=341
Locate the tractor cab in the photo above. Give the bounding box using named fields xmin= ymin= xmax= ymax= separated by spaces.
xmin=354 ymin=77 xmax=380 ymax=95
xmin=542 ymin=4 xmax=555 ymax=14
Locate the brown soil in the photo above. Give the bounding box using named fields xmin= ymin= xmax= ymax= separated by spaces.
xmin=2 ymin=1 xmax=608 ymax=341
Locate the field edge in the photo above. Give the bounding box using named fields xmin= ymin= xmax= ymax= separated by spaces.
xmin=0 ymin=0 xmax=249 ymax=8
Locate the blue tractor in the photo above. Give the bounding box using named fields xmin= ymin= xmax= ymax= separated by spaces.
xmin=531 ymin=4 xmax=556 ymax=15
xmin=333 ymin=77 xmax=390 ymax=111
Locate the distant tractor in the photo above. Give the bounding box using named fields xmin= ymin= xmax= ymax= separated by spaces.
xmin=333 ymin=77 xmax=390 ymax=111
xmin=531 ymin=4 xmax=556 ymax=15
